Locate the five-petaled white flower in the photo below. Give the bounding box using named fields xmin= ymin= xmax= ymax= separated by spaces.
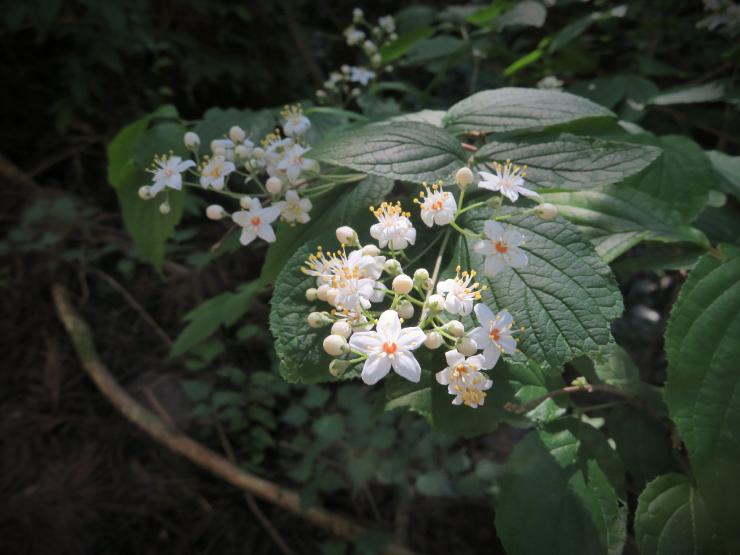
xmin=148 ymin=155 xmax=195 ymax=196
xmin=468 ymin=304 xmax=517 ymax=370
xmin=200 ymin=156 xmax=236 ymax=190
xmin=350 ymin=66 xmax=376 ymax=86
xmin=436 ymin=266 xmax=483 ymax=316
xmin=478 ymin=160 xmax=539 ymax=203
xmin=282 ymin=105 xmax=311 ymax=137
xmin=370 ymin=202 xmax=416 ymax=250
xmin=276 ymin=144 xmax=317 ymax=184
xmin=473 ymin=220 xmax=528 ymax=277
xmin=327 ymin=248 xmax=385 ymax=310
xmin=435 ymin=349 xmax=492 ymax=408
xmin=279 ymin=190 xmax=312 ymax=224
xmin=231 ymin=198 xmax=281 ymax=245
xmin=349 ymin=310 xmax=426 ymax=385
xmin=416 ymin=182 xmax=457 ymax=227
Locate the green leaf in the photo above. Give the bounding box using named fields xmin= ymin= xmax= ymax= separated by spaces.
xmin=475 ymin=133 xmax=661 ymax=190
xmin=379 ymin=26 xmax=435 ymax=63
xmin=443 ymin=88 xmax=615 ymax=136
xmin=497 ymin=0 xmax=547 ymax=29
xmin=634 ymin=474 xmax=722 ymax=555
xmin=496 ymin=419 xmax=627 ymax=555
xmin=457 ymin=208 xmax=623 ymax=372
xmin=706 ymin=150 xmax=740 ymax=198
xmin=404 ymin=36 xmax=466 ymax=65
xmin=663 ymin=249 xmax=740 ymax=550
xmin=540 ymin=184 xmax=709 ymax=262
xmin=169 ymin=279 xmax=266 ymax=358
xmin=311 ymin=122 xmax=466 ymax=183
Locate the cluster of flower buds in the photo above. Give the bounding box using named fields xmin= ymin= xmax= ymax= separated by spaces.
xmin=138 ymin=105 xmax=320 ymax=246
xmin=316 ymin=10 xmax=397 ymax=104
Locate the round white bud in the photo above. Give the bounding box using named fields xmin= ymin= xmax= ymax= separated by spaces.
xmin=316 ymin=284 xmax=330 ymax=301
xmin=392 ymin=274 xmax=414 ymax=295
xmin=210 ymin=179 xmax=224 ymax=191
xmin=235 ymin=144 xmax=252 ymax=159
xmin=329 ymin=359 xmax=351 ymax=377
xmin=326 ymin=287 xmax=340 ymax=306
xmin=252 ymin=147 xmax=265 ymax=160
xmin=351 ymin=88 xmax=362 ymax=97
xmin=336 ymin=226 xmax=359 ymax=246
xmin=184 ymin=132 xmax=200 ymax=150
xmin=229 ymin=126 xmax=246 ymax=143
xmin=353 ymin=8 xmax=363 ymax=21
xmin=307 ymin=312 xmax=325 ymax=328
xmin=389 ymin=33 xmax=398 ymax=41
xmin=159 ymin=201 xmax=171 ymax=215
xmin=331 ymin=320 xmax=353 ymax=338
xmin=206 ymin=204 xmax=225 ymax=220
xmin=413 ymin=268 xmax=429 ymax=284
xmin=427 ymin=294 xmax=445 ymax=313
xmin=384 ymin=259 xmax=403 ymax=276
xmin=446 ymin=320 xmax=465 ymax=337
xmin=341 ymin=64 xmax=350 ymax=74
xmin=305 ymin=288 xmax=318 ymax=302
xmin=239 ymin=196 xmax=252 ymax=209
xmin=361 ymin=244 xmax=381 ymax=257
xmin=424 ymin=331 xmax=443 ymax=350
xmin=536 ymin=203 xmax=559 ymax=221
xmin=397 ymin=301 xmax=414 ymax=320
xmin=323 ymin=334 xmax=348 ymax=357
xmin=138 ymin=186 xmax=152 ymax=200
xmin=371 ymin=53 xmax=382 ymax=66
xmin=266 ymin=177 xmax=283 ymax=195
xmin=455 ymin=167 xmax=474 ymax=189
xmin=457 ymin=337 xmax=478 ymax=356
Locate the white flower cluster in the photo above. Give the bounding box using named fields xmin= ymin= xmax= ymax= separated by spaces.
xmin=138 ymin=105 xmax=319 ymax=246
xmin=316 ymin=9 xmax=397 ymax=104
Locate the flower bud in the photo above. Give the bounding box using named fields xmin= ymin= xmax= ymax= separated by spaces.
xmin=336 ymin=226 xmax=359 ymax=246
xmin=138 ymin=186 xmax=152 ymax=200
xmin=184 ymin=132 xmax=200 ymax=151
xmin=266 ymin=177 xmax=283 ymax=195
xmin=536 ymin=203 xmax=558 ymax=221
xmin=331 ymin=320 xmax=352 ymax=338
xmin=423 ymin=278 xmax=434 ymax=291
xmin=239 ymin=196 xmax=252 ymax=209
xmin=307 ymin=312 xmax=330 ymax=328
xmin=424 ymin=331 xmax=443 ymax=350
xmin=397 ymin=301 xmax=414 ymax=320
xmin=305 ymin=288 xmax=318 ymax=302
xmin=252 ymin=147 xmax=265 ymax=160
xmin=427 ymin=294 xmax=445 ymax=313
xmin=235 ymin=144 xmax=252 ymax=159
xmin=351 ymin=88 xmax=362 ymax=97
xmin=371 ymin=53 xmax=382 ymax=66
xmin=361 ymin=244 xmax=380 ymax=256
xmin=413 ymin=268 xmax=429 ymax=285
xmin=486 ymin=196 xmax=503 ymax=209
xmin=341 ymin=64 xmax=350 ymax=75
xmin=455 ymin=167 xmax=474 ymax=189
xmin=323 ymin=334 xmax=348 ymax=356
xmin=446 ymin=320 xmax=465 ymax=337
xmin=326 ymin=287 xmax=340 ymax=306
xmin=159 ymin=201 xmax=171 ymax=215
xmin=384 ymin=259 xmax=402 ymax=276
xmin=457 ymin=337 xmax=478 ymax=356
xmin=353 ymin=8 xmax=363 ymax=22
xmin=392 ymin=274 xmax=413 ymax=294
xmin=229 ymin=126 xmax=246 ymax=143
xmin=206 ymin=204 xmax=225 ymax=220
xmin=316 ymin=284 xmax=330 ymax=302
xmin=329 ymin=359 xmax=351 ymax=377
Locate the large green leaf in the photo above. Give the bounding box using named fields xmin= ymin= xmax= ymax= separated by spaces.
xmin=474 ymin=133 xmax=660 ymax=190
xmin=443 ymin=88 xmax=615 ymax=136
xmin=706 ymin=150 xmax=740 ymax=198
xmin=663 ymin=248 xmax=740 ymax=550
xmin=634 ymin=474 xmax=722 ymax=555
xmin=540 ymin=184 xmax=709 ymax=262
xmin=496 ymin=419 xmax=627 ymax=555
xmin=456 ymin=208 xmax=623 ymax=372
xmin=311 ymin=122 xmax=466 ymax=183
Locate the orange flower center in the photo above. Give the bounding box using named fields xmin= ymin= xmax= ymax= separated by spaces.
xmin=251 ymin=216 xmax=262 ymax=227
xmin=495 ymin=240 xmax=508 ymax=253
xmin=431 ymin=199 xmax=444 ymax=211
xmin=490 ymin=328 xmax=500 ymax=341
xmin=382 ymin=342 xmax=397 ymax=354
xmin=455 ymin=363 xmax=468 ymax=374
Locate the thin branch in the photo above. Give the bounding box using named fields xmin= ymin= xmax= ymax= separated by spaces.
xmin=51 ymin=283 xmax=416 ymax=555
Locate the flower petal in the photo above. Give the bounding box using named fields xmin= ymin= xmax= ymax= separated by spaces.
xmin=436 ymin=369 xmax=450 ymax=385
xmin=349 ymin=331 xmax=382 ymax=354
xmin=257 ymin=224 xmax=276 ymax=243
xmin=260 ymin=205 xmax=282 ymax=224
xmin=481 ymin=345 xmax=501 ymax=369
xmin=239 ymin=227 xmax=257 ymax=246
xmin=397 ymin=327 xmax=426 ymax=350
xmin=483 ymin=220 xmax=505 ymax=240
xmin=506 ymin=248 xmax=528 ymax=268
xmin=497 ymin=335 xmax=517 ymax=354
xmin=376 ymin=310 xmax=401 ymax=342
xmin=484 ymin=255 xmax=505 ymax=277
xmin=467 ymin=354 xmax=487 ymax=370
xmin=495 ymin=310 xmax=514 ymax=328
xmin=445 ymin=349 xmax=465 ymax=367
xmin=362 ymin=355 xmax=392 ymax=385
xmin=468 ymin=326 xmax=489 ymax=347
xmin=474 ymin=303 xmax=495 ymax=328
xmin=392 ymin=352 xmax=421 ymax=383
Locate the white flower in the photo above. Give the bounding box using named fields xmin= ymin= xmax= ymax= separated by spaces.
xmin=468 ymin=304 xmax=517 ymax=370
xmin=478 ymin=160 xmax=539 ymax=203
xmin=378 ymin=15 xmax=395 ymax=33
xmin=473 ymin=220 xmax=528 ymax=277
xmin=436 ymin=266 xmax=483 ymax=316
xmin=415 ymin=182 xmax=457 ymax=227
xmin=210 ymin=138 xmax=235 ymax=160
xmin=279 ymin=190 xmax=312 ymax=224
xmin=370 ymin=202 xmax=416 ymax=250
xmin=148 ymin=155 xmax=195 ymax=196
xmin=282 ymin=105 xmax=311 ymax=137
xmin=344 ymin=26 xmax=365 ymax=46
xmin=350 ymin=66 xmax=376 ymax=86
xmin=276 ymin=144 xmax=316 ymax=184
xmin=435 ymin=350 xmax=492 ymax=408
xmin=200 ymin=156 xmax=236 ymax=190
xmin=349 ymin=310 xmax=426 ymax=385
xmin=537 ymin=75 xmax=564 ymax=90
xmin=231 ymin=198 xmax=281 ymax=245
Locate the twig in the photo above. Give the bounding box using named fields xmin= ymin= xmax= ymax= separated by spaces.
xmin=51 ymin=283 xmax=416 ymax=555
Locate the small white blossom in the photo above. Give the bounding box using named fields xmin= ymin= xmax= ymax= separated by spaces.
xmin=210 ymin=138 xmax=235 ymax=160
xmin=378 ymin=15 xmax=395 ymax=33
xmin=370 ymin=202 xmax=416 ymax=250
xmin=148 ymin=154 xmax=195 ymax=196
xmin=468 ymin=304 xmax=517 ymax=370
xmin=200 ymin=156 xmax=236 ymax=190
xmin=344 ymin=26 xmax=366 ymax=46
xmin=231 ymin=198 xmax=281 ymax=245
xmin=276 ymin=144 xmax=316 ymax=184
xmin=350 ymin=66 xmax=376 ymax=86
xmin=282 ymin=105 xmax=311 ymax=137
xmin=478 ymin=161 xmax=539 ymax=203
xmin=415 ymin=182 xmax=457 ymax=227
xmin=473 ymin=220 xmax=528 ymax=277
xmin=279 ymin=190 xmax=312 ymax=224
xmin=349 ymin=310 xmax=426 ymax=385
xmin=436 ymin=266 xmax=483 ymax=316
xmin=436 ymin=350 xmax=492 ymax=408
